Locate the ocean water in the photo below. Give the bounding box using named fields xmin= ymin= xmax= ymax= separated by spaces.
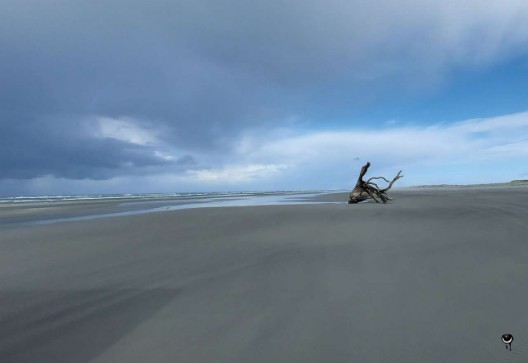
xmin=0 ymin=191 xmax=347 ymax=226
xmin=0 ymin=191 xmax=305 ymax=204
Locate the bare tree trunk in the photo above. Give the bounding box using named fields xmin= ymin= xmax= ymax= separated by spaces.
xmin=348 ymin=162 xmax=403 ymax=204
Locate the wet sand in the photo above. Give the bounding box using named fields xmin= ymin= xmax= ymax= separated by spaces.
xmin=1 ymin=186 xmax=527 ymax=362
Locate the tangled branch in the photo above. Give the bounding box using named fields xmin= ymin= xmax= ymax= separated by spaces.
xmin=348 ymin=162 xmax=403 ymax=204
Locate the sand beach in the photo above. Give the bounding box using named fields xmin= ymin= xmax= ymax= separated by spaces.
xmin=1 ymin=186 xmax=527 ymax=362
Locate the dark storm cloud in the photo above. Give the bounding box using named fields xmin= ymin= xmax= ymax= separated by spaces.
xmin=1 ymin=0 xmax=528 ymax=180
xmin=0 ymin=116 xmax=169 ymax=179
xmin=0 ymin=0 xmax=284 ymax=179
xmin=175 ymin=154 xmax=197 ymax=166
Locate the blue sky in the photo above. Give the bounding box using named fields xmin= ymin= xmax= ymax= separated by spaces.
xmin=1 ymin=0 xmax=527 ymax=196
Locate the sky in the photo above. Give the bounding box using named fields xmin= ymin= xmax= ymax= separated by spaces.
xmin=1 ymin=0 xmax=528 ymax=196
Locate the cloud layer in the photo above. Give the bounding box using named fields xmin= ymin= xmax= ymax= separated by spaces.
xmin=1 ymin=1 xmax=528 ymax=193
xmin=180 ymin=111 xmax=528 ymax=188
xmin=2 ymin=111 xmax=527 ymax=195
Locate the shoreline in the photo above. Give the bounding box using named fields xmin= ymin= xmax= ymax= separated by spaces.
xmin=2 ymin=184 xmax=528 ymax=227
xmin=0 ymin=191 xmax=342 ymax=227
xmin=1 ymin=179 xmax=526 ymax=207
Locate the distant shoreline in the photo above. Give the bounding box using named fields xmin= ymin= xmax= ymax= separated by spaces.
xmin=1 ymin=180 xmax=527 ymax=203
xmin=410 ymin=180 xmax=528 ymax=188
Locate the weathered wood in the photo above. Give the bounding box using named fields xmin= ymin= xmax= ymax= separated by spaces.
xmin=348 ymin=162 xmax=403 ymax=204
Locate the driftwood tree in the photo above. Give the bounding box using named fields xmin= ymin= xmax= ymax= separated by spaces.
xmin=348 ymin=162 xmax=403 ymax=204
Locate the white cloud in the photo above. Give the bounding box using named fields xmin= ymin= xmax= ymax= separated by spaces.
xmin=181 ymin=164 xmax=288 ymax=184
xmin=95 ymin=117 xmax=158 ymax=146
xmin=260 ymin=111 xmax=527 ymax=156
xmin=148 ymin=110 xmax=528 ymax=189
xmin=93 ymin=116 xmax=185 ymax=163
xmin=208 ymin=110 xmax=528 ymax=187
xmin=154 ymin=150 xmax=176 ymax=161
